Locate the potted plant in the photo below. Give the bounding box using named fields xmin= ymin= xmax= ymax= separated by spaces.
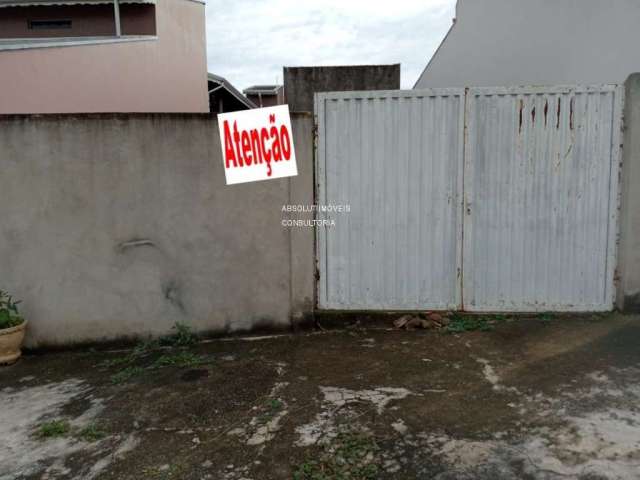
xmin=0 ymin=290 xmax=27 ymax=365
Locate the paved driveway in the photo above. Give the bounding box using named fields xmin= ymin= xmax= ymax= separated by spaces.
xmin=2 ymin=313 xmax=640 ymax=479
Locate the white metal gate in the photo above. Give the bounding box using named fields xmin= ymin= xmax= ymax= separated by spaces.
xmin=315 ymin=85 xmax=623 ymax=312
xmin=315 ymin=89 xmax=465 ymax=310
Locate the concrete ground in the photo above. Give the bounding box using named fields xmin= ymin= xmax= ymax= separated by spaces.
xmin=2 ymin=313 xmax=640 ymax=480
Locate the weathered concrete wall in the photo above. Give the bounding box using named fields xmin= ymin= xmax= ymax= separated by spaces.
xmin=617 ymin=74 xmax=640 ymax=313
xmin=288 ymin=113 xmax=316 ymax=322
xmin=283 ymin=65 xmax=401 ymax=113
xmin=0 ymin=113 xmax=314 ymax=347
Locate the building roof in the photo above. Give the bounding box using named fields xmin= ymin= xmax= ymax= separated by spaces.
xmin=243 ymin=85 xmax=283 ymax=96
xmin=208 ymin=73 xmax=256 ymax=109
xmin=0 ymin=0 xmax=154 ymax=6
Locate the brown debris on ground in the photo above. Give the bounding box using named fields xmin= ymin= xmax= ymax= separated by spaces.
xmin=393 ymin=312 xmax=451 ymax=330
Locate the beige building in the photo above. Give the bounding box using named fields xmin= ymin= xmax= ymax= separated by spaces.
xmin=0 ymin=0 xmax=208 ymax=113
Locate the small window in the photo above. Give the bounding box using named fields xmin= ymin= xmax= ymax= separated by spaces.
xmin=28 ymin=20 xmax=73 ymax=30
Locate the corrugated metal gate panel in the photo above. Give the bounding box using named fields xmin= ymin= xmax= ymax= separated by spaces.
xmin=315 ymin=90 xmax=465 ymax=310
xmin=315 ymin=85 xmax=622 ymax=312
xmin=463 ymin=86 xmax=623 ymax=311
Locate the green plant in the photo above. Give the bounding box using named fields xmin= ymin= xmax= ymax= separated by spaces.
xmin=110 ymin=366 xmax=145 ymax=384
xmin=293 ymin=461 xmax=322 ymax=480
xmin=37 ymin=420 xmax=70 ymax=439
xmin=99 ymin=337 xmax=161 ymax=369
xmin=445 ymin=314 xmax=494 ymax=334
xmin=257 ymin=398 xmax=285 ymax=422
xmin=161 ymin=322 xmax=197 ymax=347
xmin=99 ymin=324 xmax=206 ymax=385
xmin=538 ymin=312 xmax=554 ymax=323
xmin=78 ymin=423 xmax=107 ymax=442
xmin=152 ymin=351 xmax=207 ymax=369
xmin=133 ymin=338 xmax=161 ymax=356
xmin=0 ymin=290 xmax=24 ymax=330
xmin=99 ymin=355 xmax=134 ymax=369
xmin=293 ymin=432 xmax=380 ymax=480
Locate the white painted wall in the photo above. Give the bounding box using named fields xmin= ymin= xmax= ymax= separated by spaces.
xmin=415 ymin=0 xmax=640 ymax=88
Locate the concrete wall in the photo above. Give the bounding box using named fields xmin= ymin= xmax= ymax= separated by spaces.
xmin=0 ymin=0 xmax=208 ymax=113
xmin=284 ymin=65 xmax=401 ymax=113
xmin=617 ymin=74 xmax=640 ymax=313
xmin=415 ymin=0 xmax=640 ymax=88
xmin=0 ymin=113 xmax=315 ymax=347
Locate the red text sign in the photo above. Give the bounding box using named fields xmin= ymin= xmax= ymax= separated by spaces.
xmin=218 ymin=105 xmax=298 ymax=185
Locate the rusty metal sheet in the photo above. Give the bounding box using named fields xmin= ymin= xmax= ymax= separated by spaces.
xmin=315 ymin=85 xmax=622 ymax=312
xmin=463 ymin=85 xmax=623 ymax=312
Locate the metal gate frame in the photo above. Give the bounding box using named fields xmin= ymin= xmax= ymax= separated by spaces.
xmin=315 ymin=85 xmax=624 ymax=312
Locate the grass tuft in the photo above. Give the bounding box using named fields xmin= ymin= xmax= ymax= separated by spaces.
xmin=151 ymin=351 xmax=207 ymax=369
xmin=445 ymin=314 xmax=495 ymax=333
xmin=293 ymin=432 xmax=380 ymax=480
xmin=161 ymin=322 xmax=197 ymax=347
xmin=110 ymin=366 xmax=145 ymax=384
xmin=37 ymin=420 xmax=70 ymax=439
xmin=538 ymin=312 xmax=555 ymax=322
xmin=100 ymin=322 xmax=206 ymax=384
xmin=78 ymin=423 xmax=107 ymax=442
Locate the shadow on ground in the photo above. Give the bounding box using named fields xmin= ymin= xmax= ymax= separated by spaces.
xmin=2 ymin=313 xmax=640 ymax=480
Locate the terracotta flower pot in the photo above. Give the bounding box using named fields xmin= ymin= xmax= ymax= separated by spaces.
xmin=0 ymin=320 xmax=27 ymax=365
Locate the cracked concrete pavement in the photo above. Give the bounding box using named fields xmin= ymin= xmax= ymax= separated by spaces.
xmin=1 ymin=313 xmax=640 ymax=479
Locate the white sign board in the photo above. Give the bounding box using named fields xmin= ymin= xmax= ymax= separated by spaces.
xmin=218 ymin=105 xmax=298 ymax=185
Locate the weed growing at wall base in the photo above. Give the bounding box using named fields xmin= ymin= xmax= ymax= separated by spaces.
xmin=151 ymin=351 xmax=207 ymax=369
xmin=161 ymin=321 xmax=197 ymax=347
xmin=445 ymin=314 xmax=509 ymax=333
xmin=100 ymin=322 xmax=209 ymax=384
